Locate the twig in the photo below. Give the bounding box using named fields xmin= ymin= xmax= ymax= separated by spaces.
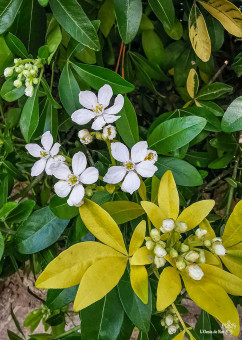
xmin=121 ymin=44 xmax=126 ymax=79
xmin=209 ymin=60 xmax=228 ymax=84
xmin=225 ymin=155 xmax=240 ymax=220
xmin=27 ymin=287 xmax=45 ymax=304
xmin=204 ymin=170 xmax=230 ymax=190
xmin=115 ymin=41 xmax=124 ymax=73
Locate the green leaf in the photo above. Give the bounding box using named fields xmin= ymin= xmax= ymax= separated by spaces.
xmin=196 ymin=82 xmax=232 ymax=101
xmin=40 ymin=78 xmax=61 ymax=109
xmin=148 ymin=0 xmax=174 ymax=30
xmin=221 ymin=96 xmax=242 ymax=132
xmin=5 ymin=108 xmax=21 ymax=130
xmin=148 ymin=116 xmax=206 ymax=154
xmin=185 ymin=151 xmax=212 ymax=168
xmin=156 ymin=157 xmax=203 ymax=186
xmin=37 ymin=99 xmax=58 ymax=140
xmin=80 ymin=288 xmax=124 ymax=340
xmin=116 ymin=97 xmax=139 ymax=148
xmin=0 ymin=202 xmax=18 ymax=221
xmin=98 ymin=0 xmax=115 ymax=38
xmin=0 ymin=0 xmax=23 ymax=35
xmin=116 ymin=314 xmax=134 ymax=340
xmin=6 ymin=200 xmax=35 ymax=224
xmin=142 ymin=30 xmax=164 ymax=65
xmin=46 ymin=286 xmax=78 ymax=310
xmin=232 ymin=52 xmax=242 ymax=77
xmin=49 ymin=0 xmax=100 ymax=51
xmin=0 ymin=36 xmax=13 ymax=76
xmin=71 ymin=62 xmax=134 ymax=94
xmin=5 ymin=33 xmax=28 ymax=59
xmin=0 ymin=77 xmax=25 ymax=102
xmin=114 ymin=0 xmax=142 ymax=44
xmin=7 ymin=330 xmax=24 ymax=340
xmin=50 ymin=195 xmax=79 ymax=220
xmin=118 ymin=269 xmax=152 ymax=333
xmin=0 ymin=231 xmax=4 ymax=261
xmin=102 ymin=201 xmax=144 ymax=224
xmin=2 ymin=161 xmax=25 ymax=181
xmin=16 ymin=206 xmax=69 ymax=254
xmin=38 ymin=45 xmax=50 ymax=59
xmin=20 ymin=86 xmax=39 ymax=142
xmin=195 ymin=310 xmax=223 ymax=340
xmin=46 ymin=16 xmax=62 ymax=63
xmin=207 ymin=17 xmax=224 ymax=52
xmin=208 ymin=153 xmax=233 ymax=169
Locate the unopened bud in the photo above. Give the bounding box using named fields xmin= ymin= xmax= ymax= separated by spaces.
xmin=165 ymin=314 xmax=173 ymax=326
xmin=32 ymin=78 xmax=39 ymax=84
xmin=103 ymin=124 xmax=117 ymax=140
xmin=170 ymin=248 xmax=178 ymax=258
xmin=161 ymin=319 xmax=165 ymax=327
xmin=25 ymin=85 xmax=34 ymax=97
xmin=158 ymin=241 xmax=166 ymax=248
xmin=168 ymin=325 xmax=177 ymax=334
xmin=85 ymin=188 xmax=93 ymax=197
xmin=30 ymin=69 xmax=36 ymax=76
xmin=23 ymin=69 xmax=30 ymax=77
xmin=204 ymin=239 xmax=211 ymax=247
xmin=146 ymin=240 xmax=155 ymax=250
xmin=160 ymin=218 xmax=175 ymax=233
xmin=187 ymin=264 xmax=204 ymax=280
xmin=175 ymin=221 xmax=187 ymax=232
xmin=78 ymin=129 xmax=93 ymax=145
xmin=150 ymin=228 xmax=160 ymax=242
xmin=176 ymin=260 xmax=186 ymax=271
xmin=4 ymin=67 xmax=13 ymax=77
xmin=180 ymin=244 xmax=189 ymax=252
xmin=212 ymin=237 xmax=222 ymax=243
xmin=154 ymin=245 xmax=167 ymax=257
xmin=198 ymin=250 xmax=206 ymax=263
xmin=13 ymin=79 xmax=22 ymax=88
xmin=185 ymin=250 xmax=200 ymax=262
xmin=14 ymin=58 xmax=21 ymax=65
xmin=213 ymin=244 xmax=226 ymax=256
xmin=195 ymin=228 xmax=207 ymax=239
xmin=154 ymin=256 xmax=166 ymax=268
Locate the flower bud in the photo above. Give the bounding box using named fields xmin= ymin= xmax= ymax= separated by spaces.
xmin=154 ymin=256 xmax=166 ymax=268
xmin=168 ymin=325 xmax=177 ymax=335
xmin=25 ymin=85 xmax=34 ymax=97
xmin=95 ymin=132 xmax=103 ymax=140
xmin=185 ymin=250 xmax=200 ymax=262
xmin=204 ymin=239 xmax=211 ymax=247
xmin=160 ymin=219 xmax=175 ymax=233
xmin=158 ymin=240 xmax=166 ymax=248
xmin=30 ymin=69 xmax=36 ymax=76
xmin=150 ymin=228 xmax=160 ymax=242
xmin=4 ymin=67 xmax=13 ymax=77
xmin=32 ymin=78 xmax=39 ymax=85
xmin=165 ymin=314 xmax=173 ymax=326
xmin=23 ymin=69 xmax=30 ymax=77
xmin=154 ymin=245 xmax=167 ymax=257
xmin=213 ymin=244 xmax=226 ymax=256
xmin=14 ymin=58 xmax=21 ymax=65
xmin=74 ymin=200 xmax=84 ymax=207
xmin=198 ymin=250 xmax=206 ymax=263
xmin=13 ymin=79 xmax=22 ymax=88
xmin=180 ymin=244 xmax=189 ymax=252
xmin=175 ymin=221 xmax=187 ymax=232
xmin=78 ymin=129 xmax=93 ymax=145
xmin=176 ymin=260 xmax=186 ymax=271
xmin=161 ymin=319 xmax=165 ymax=327
xmin=187 ymin=264 xmax=204 ymax=280
xmin=195 ymin=228 xmax=207 ymax=239
xmin=146 ymin=240 xmax=155 ymax=250
xmin=212 ymin=237 xmax=222 ymax=243
xmin=85 ymin=188 xmax=93 ymax=197
xmin=102 ymin=124 xmax=117 ymax=140
xmin=170 ymin=248 xmax=178 ymax=258
xmin=144 ymin=150 xmax=158 ymax=163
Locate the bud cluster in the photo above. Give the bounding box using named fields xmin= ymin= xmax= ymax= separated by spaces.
xmin=4 ymin=58 xmax=43 ymax=97
xmin=160 ymin=306 xmax=180 ymax=335
xmin=146 ymin=228 xmax=167 ymax=269
xmin=160 ymin=218 xmax=188 ymax=233
xmin=78 ymin=125 xmax=117 ymax=145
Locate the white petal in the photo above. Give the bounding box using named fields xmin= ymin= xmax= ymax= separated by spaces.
xmin=71 ymin=109 xmax=95 ymax=125
xmin=136 ymin=161 xmax=158 ymax=178
xmin=131 ymin=141 xmax=148 ymax=163
xmin=121 ymin=172 xmax=140 ymax=194
xmin=91 ymin=116 xmax=106 ymax=130
xmin=103 ymin=166 xmax=126 ymax=184
xmin=98 ymin=84 xmax=113 ymax=108
xmin=104 ymin=94 xmax=124 ymax=115
xmin=50 ymin=142 xmax=60 ymax=157
xmin=80 ymin=167 xmax=99 ymax=184
xmin=41 ymin=131 xmax=53 ymax=151
xmin=79 ymin=90 xmax=97 ymax=109
xmin=54 ymin=181 xmax=71 ymax=198
xmin=45 ymin=158 xmax=55 ymax=175
xmin=51 ymin=164 xmax=71 ymax=180
xmin=67 ymin=184 xmax=85 ymax=206
xmin=72 ymin=152 xmax=87 ymax=176
xmin=31 ymin=159 xmax=47 ymax=176
xmin=25 ymin=144 xmax=43 ymax=157
xmin=111 ymin=142 xmax=129 ymax=162
xmin=103 ymin=113 xmax=121 ymax=124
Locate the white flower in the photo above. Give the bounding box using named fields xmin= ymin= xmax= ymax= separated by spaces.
xmin=78 ymin=129 xmax=93 ymax=144
xmin=102 ymin=124 xmax=117 ymax=140
xmin=25 ymin=131 xmax=61 ymax=176
xmin=146 ymin=240 xmax=155 ymax=250
xmin=144 ymin=150 xmax=158 ymax=164
xmin=103 ymin=141 xmax=158 ymax=194
xmin=150 ymin=228 xmax=160 ymax=242
xmin=154 ymin=256 xmax=166 ymax=268
xmin=213 ymin=244 xmax=226 ymax=256
xmin=25 ymin=85 xmax=34 ymax=97
xmin=160 ymin=219 xmax=175 ymax=233
xmin=51 ymin=152 xmax=99 ymax=206
xmin=212 ymin=237 xmax=222 ymax=243
xmin=168 ymin=325 xmax=177 ymax=335
xmin=71 ymin=84 xmax=124 ymax=131
xmin=187 ymin=264 xmax=204 ymax=280
xmin=195 ymin=228 xmax=207 ymax=239
xmin=165 ymin=315 xmax=173 ymax=326
xmin=13 ymin=79 xmax=22 ymax=88
xmin=175 ymin=221 xmax=187 ymax=232
xmin=154 ymin=245 xmax=167 ymax=258
xmin=185 ymin=250 xmax=200 ymax=262
xmin=4 ymin=67 xmax=13 ymax=77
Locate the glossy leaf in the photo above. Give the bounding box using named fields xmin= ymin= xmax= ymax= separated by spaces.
xmin=187 ymin=68 xmax=199 ymax=99
xmin=129 ymin=221 xmax=146 ymax=256
xmin=222 ymin=201 xmax=242 ymax=247
xmin=0 ymin=231 xmax=4 ymax=261
xmin=130 ymin=265 xmax=148 ymax=304
xmin=5 ymin=33 xmax=29 ymax=58
xmin=102 ymin=201 xmax=144 ymax=225
xmin=221 ymin=96 xmax=242 ymax=132
xmin=50 ymin=195 xmax=79 ymax=220
xmin=142 ymin=30 xmax=164 ymax=65
xmin=0 ymin=0 xmax=23 ymax=35
xmin=20 ymin=86 xmax=39 ymax=142
xmin=1 ymin=77 xmax=25 ymax=102
xmin=196 ymin=82 xmax=232 ymax=100
xmin=46 ymin=286 xmax=78 ymax=310
xmin=148 ymin=0 xmax=175 ymax=32
xmin=140 ymin=201 xmax=163 ymax=230
xmin=130 ymin=247 xmax=153 ymax=265
xmin=98 ymin=0 xmax=115 ymax=38
xmin=5 ymin=200 xmax=35 ymax=224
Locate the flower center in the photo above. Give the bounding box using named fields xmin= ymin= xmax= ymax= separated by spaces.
xmin=125 ymin=162 xmax=134 ymax=170
xmin=68 ymin=174 xmax=78 ymax=186
xmin=144 ymin=152 xmax=154 ymax=161
xmin=40 ymin=151 xmax=48 ymax=158
xmin=92 ymin=102 xmax=103 ymax=114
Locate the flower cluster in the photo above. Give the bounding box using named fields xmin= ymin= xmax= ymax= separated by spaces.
xmin=4 ymin=58 xmax=43 ymax=97
xmin=160 ymin=306 xmax=181 ymax=335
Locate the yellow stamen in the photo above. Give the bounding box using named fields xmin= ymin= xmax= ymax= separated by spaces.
xmin=40 ymin=151 xmax=48 ymax=158
xmin=92 ymin=101 xmax=103 ymax=114
xmin=68 ymin=174 xmax=78 ymax=185
xmin=145 ymin=153 xmax=154 ymax=161
xmin=126 ymin=162 xmax=134 ymax=170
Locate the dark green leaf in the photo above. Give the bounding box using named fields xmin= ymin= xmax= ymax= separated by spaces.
xmin=5 ymin=108 xmax=21 ymax=129
xmin=2 ymin=161 xmax=25 ymax=181
xmin=0 ymin=231 xmax=4 ymax=261
xmin=148 ymin=0 xmax=174 ymax=30
xmin=0 ymin=0 xmax=23 ymax=35
xmin=20 ymin=86 xmax=39 ymax=142
xmin=196 ymin=83 xmax=232 ymax=101
xmin=1 ymin=77 xmax=25 ymax=102
xmin=221 ymin=96 xmax=242 ymax=132
xmin=46 ymin=16 xmax=62 ymax=63
xmin=0 ymin=202 xmax=18 ymax=221
xmin=41 ymin=78 xmax=61 ymax=109
xmin=46 ymin=286 xmax=78 ymax=310
xmin=50 ymin=195 xmax=79 ymax=219
xmin=206 ymin=17 xmax=224 ymax=52
xmin=232 ymin=52 xmax=242 ymax=77
xmin=38 ymin=45 xmax=50 ymax=59
xmin=7 ymin=330 xmax=24 ymax=340
xmin=6 ymin=200 xmax=35 ymax=224
xmin=5 ymin=32 xmax=29 ymax=58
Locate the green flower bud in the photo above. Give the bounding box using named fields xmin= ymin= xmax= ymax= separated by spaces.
xmin=32 ymin=78 xmax=39 ymax=84
xmin=13 ymin=79 xmax=22 ymax=88
xmin=23 ymin=69 xmax=30 ymax=77
xmin=180 ymin=244 xmax=189 ymax=252
xmin=85 ymin=188 xmax=93 ymax=197
xmin=204 ymin=240 xmax=211 ymax=247
xmin=150 ymin=228 xmax=160 ymax=242
xmin=175 ymin=221 xmax=187 ymax=232
xmin=4 ymin=67 xmax=13 ymax=77
xmin=176 ymin=260 xmax=186 ymax=271
xmin=146 ymin=240 xmax=155 ymax=250
xmin=161 ymin=319 xmax=165 ymax=327
xmin=185 ymin=250 xmax=200 ymax=262
xmin=198 ymin=250 xmax=206 ymax=263
xmin=170 ymin=248 xmax=178 ymax=258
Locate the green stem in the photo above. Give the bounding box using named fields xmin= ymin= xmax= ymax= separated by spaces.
xmin=106 ymin=140 xmax=116 ymax=166
xmin=225 ymin=154 xmax=240 ymax=220
xmin=172 ymin=303 xmax=193 ymax=338
xmin=52 ymin=325 xmax=81 ymax=339
xmin=0 ymin=226 xmax=15 ymax=235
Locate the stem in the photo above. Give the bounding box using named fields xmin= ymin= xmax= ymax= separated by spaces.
xmin=204 ymin=170 xmax=230 ymax=190
xmin=121 ymin=44 xmax=126 ymax=79
xmin=84 ymin=145 xmax=95 ymax=166
xmin=106 ymin=140 xmax=116 ymax=165
xmin=50 ymin=61 xmax=55 ymax=91
xmin=11 ymin=174 xmax=43 ymax=201
xmin=52 ymin=325 xmax=81 ymax=339
xmin=209 ymin=60 xmax=228 ymax=84
xmin=0 ymin=226 xmax=15 ymax=235
xmin=225 ymin=154 xmax=240 ymax=220
xmin=172 ymin=303 xmax=193 ymax=338
xmin=115 ymin=41 xmax=124 ymax=73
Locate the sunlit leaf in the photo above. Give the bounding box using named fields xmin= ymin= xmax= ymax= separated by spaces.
xmin=222 ymin=201 xmax=242 ymax=247
xmin=130 ymin=265 xmax=148 ymax=304
xmin=129 ymin=221 xmax=146 ymax=256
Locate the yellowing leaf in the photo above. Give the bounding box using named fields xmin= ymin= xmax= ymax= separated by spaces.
xmin=138 ymin=179 xmax=147 ymax=201
xmin=222 ymin=201 xmax=242 ymax=247
xmin=199 ymin=219 xmax=215 ymax=239
xmin=73 ymin=256 xmax=127 ymax=311
xmin=129 ymin=220 xmax=146 ymax=256
xmin=199 ymin=0 xmax=242 ymax=37
xmin=141 ymin=201 xmax=163 ymax=229
xmin=130 ymin=265 xmax=148 ymax=304
xmin=187 ymin=68 xmax=199 ymax=98
xmin=130 ymin=246 xmax=153 ymax=265
xmin=221 ymin=254 xmax=242 ymax=279
xmin=157 ymin=267 xmax=182 ymax=311
xmin=182 ymin=274 xmax=240 ymax=336
xmin=200 ymin=263 xmax=242 ymax=295
xmin=36 ymin=242 xmax=123 ymax=289
xmin=177 ymin=200 xmax=215 ymax=231
xmin=102 ymin=201 xmax=145 ymax=225
xmin=172 ymin=331 xmax=185 ymax=340
xmin=79 ymin=199 xmax=127 ymax=255
xmin=158 ymin=171 xmax=179 ymax=221
xmin=189 ymin=3 xmax=211 ymax=62
xmin=151 ymin=175 xmax=160 ymax=204
xmin=204 ymin=250 xmax=222 ymax=268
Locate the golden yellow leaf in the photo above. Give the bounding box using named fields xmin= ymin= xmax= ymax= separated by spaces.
xmin=199 ymin=0 xmax=242 ymax=37
xmin=36 ymin=242 xmax=123 ymax=289
xmin=138 ymin=179 xmax=147 ymax=201
xmin=200 ymin=263 xmax=242 ymax=295
xmin=73 ymin=256 xmax=127 ymax=311
xmin=157 ymin=267 xmax=182 ymax=311
xmin=129 ymin=221 xmax=146 ymax=256
xmin=182 ymin=274 xmax=240 ymax=336
xmin=79 ymin=199 xmax=128 ymax=255
xmin=130 ymin=265 xmax=148 ymax=304
xmin=199 ymin=219 xmax=215 ymax=239
xmin=221 ymin=254 xmax=242 ymax=279
xmin=189 ymin=3 xmax=211 ymax=62
xmin=187 ymin=69 xmax=199 ymax=98
xmin=204 ymin=250 xmax=222 ymax=268
xmin=158 ymin=171 xmax=179 ymax=221
xmin=177 ymin=200 xmax=215 ymax=231
xmin=172 ymin=331 xmax=185 ymax=340
xmin=151 ymin=175 xmax=160 ymax=204
xmin=141 ymin=201 xmax=163 ymax=229
xmin=222 ymin=201 xmax=242 ymax=247
xmin=130 ymin=246 xmax=153 ymax=265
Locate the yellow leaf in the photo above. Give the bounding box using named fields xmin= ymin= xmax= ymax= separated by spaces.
xmin=158 ymin=171 xmax=179 ymax=221
xmin=189 ymin=3 xmax=211 ymax=62
xmin=129 ymin=221 xmax=146 ymax=256
xmin=138 ymin=179 xmax=147 ymax=201
xmin=182 ymin=274 xmax=240 ymax=336
xmin=130 ymin=265 xmax=148 ymax=304
xmin=172 ymin=331 xmax=185 ymax=340
xmin=151 ymin=175 xmax=160 ymax=204
xmin=199 ymin=0 xmax=242 ymax=37
xmin=221 ymin=254 xmax=242 ymax=279
xmin=199 ymin=219 xmax=215 ymax=239
xmin=36 ymin=242 xmax=123 ymax=289
xmin=73 ymin=256 xmax=127 ymax=311
xmin=204 ymin=250 xmax=222 ymax=268
xmin=177 ymin=200 xmax=215 ymax=231
xmin=102 ymin=201 xmax=145 ymax=225
xmin=187 ymin=69 xmax=199 ymax=99
xmin=222 ymin=201 xmax=242 ymax=247
xmin=141 ymin=201 xmax=163 ymax=229
xmin=130 ymin=246 xmax=153 ymax=265
xmin=79 ymin=199 xmax=128 ymax=255
xmin=157 ymin=267 xmax=182 ymax=311
xmin=200 ymin=263 xmax=242 ymax=295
